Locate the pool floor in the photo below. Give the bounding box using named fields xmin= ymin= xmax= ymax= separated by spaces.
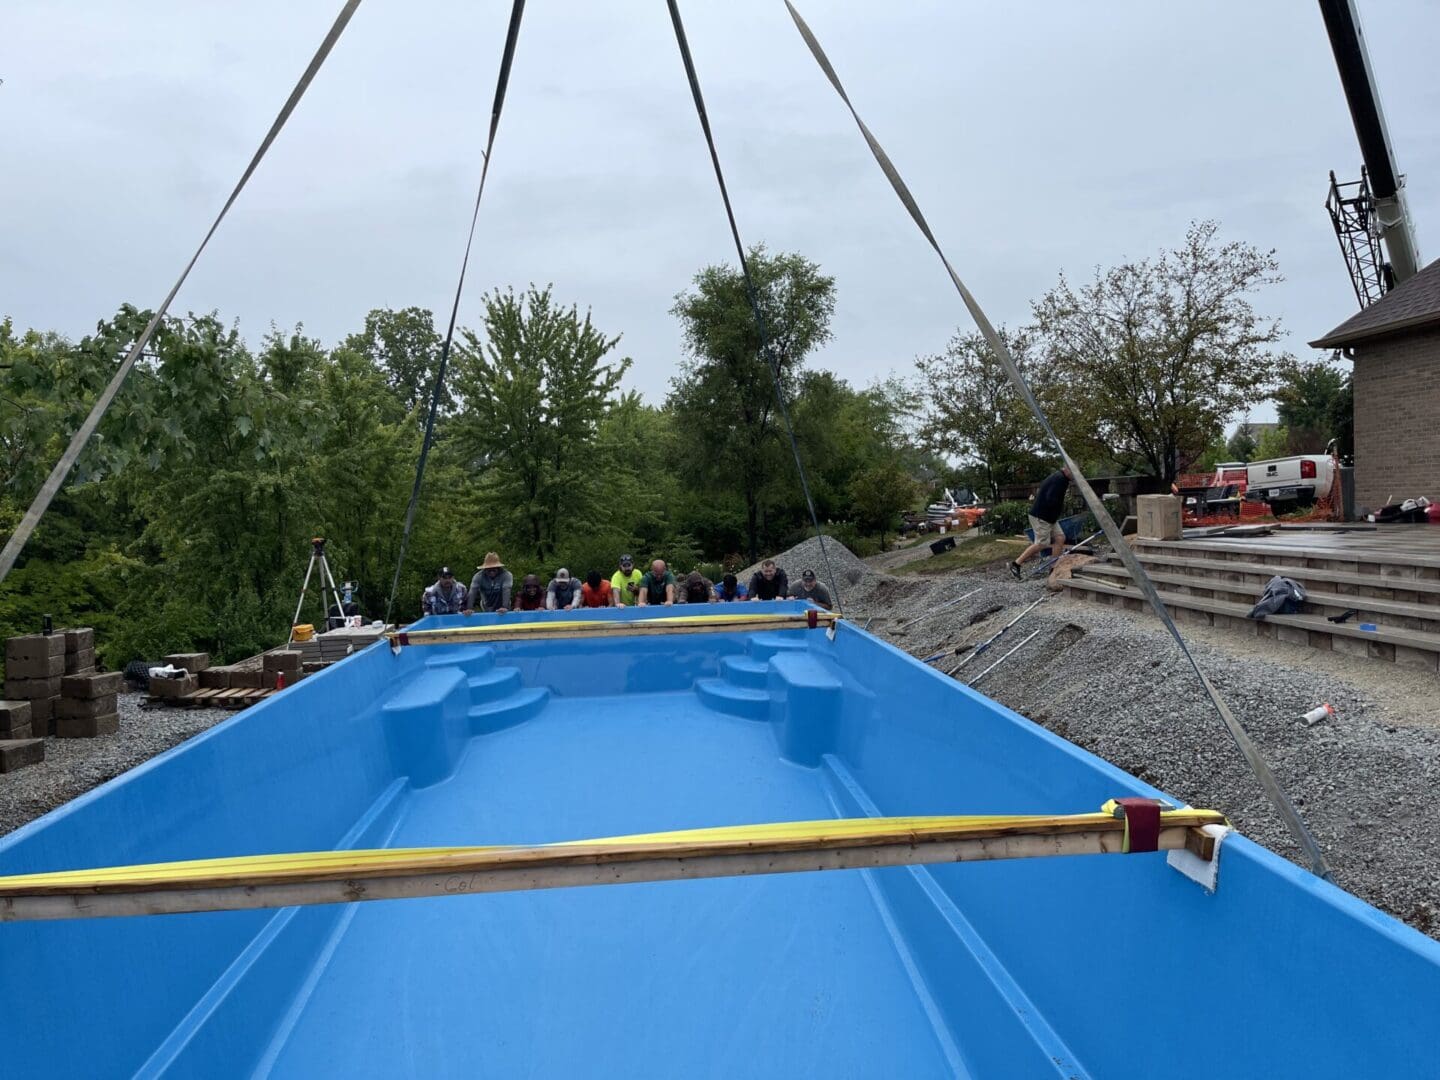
xmin=262 ymin=692 xmax=958 ymax=1077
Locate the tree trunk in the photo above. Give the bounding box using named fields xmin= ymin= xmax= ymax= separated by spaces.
xmin=745 ymin=491 xmax=759 ymax=565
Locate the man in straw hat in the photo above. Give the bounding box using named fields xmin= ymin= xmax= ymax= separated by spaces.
xmin=468 ymin=552 xmax=513 ymax=614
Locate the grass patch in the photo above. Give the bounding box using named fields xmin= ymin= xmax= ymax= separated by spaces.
xmin=900 ymin=535 xmax=1028 ymax=576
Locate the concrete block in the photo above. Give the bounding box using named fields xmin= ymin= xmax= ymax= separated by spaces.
xmin=1333 ymin=635 xmax=1371 ymax=658
xmin=1175 ymin=607 xmax=1213 ymax=627
xmin=1395 ymin=645 xmax=1440 ymax=672
xmin=229 ymin=668 xmax=266 ymax=689
xmin=1136 ymin=495 xmax=1182 ymax=540
xmin=61 ymin=671 xmax=124 ymax=699
xmin=57 ymin=693 xmax=118 ymax=719
xmin=62 ymin=627 xmax=94 ymax=654
xmin=55 ymin=712 xmax=119 ymax=738
xmin=3 ymin=676 xmax=62 ymax=700
xmin=6 ymin=652 xmax=65 ymax=679
xmin=1123 ymin=597 xmax=1144 ymax=612
xmin=0 ymin=720 xmax=32 ymax=740
xmin=162 ymin=652 xmax=210 ymax=673
xmin=64 ymin=648 xmax=96 ymax=674
xmin=0 ymin=738 xmax=45 ymax=771
xmin=29 ymin=695 xmax=56 ymax=723
xmin=1277 ymin=625 xmax=1310 ymax=646
xmin=0 ymin=700 xmax=32 ymax=732
xmin=1367 ymin=641 xmax=1396 ymax=662
xmin=263 ymin=650 xmax=303 ymax=673
xmin=5 ymin=634 xmax=65 ymax=661
xmin=1307 ymin=631 xmax=1334 ymax=651
xmin=29 ymin=715 xmax=51 ymax=738
xmin=1255 ymin=621 xmax=1275 ymax=639
xmin=199 ymin=668 xmax=232 ymax=689
xmin=149 ymin=674 xmax=198 ymax=699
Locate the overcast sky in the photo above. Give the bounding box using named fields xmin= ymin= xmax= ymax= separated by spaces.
xmin=5 ymin=2 xmax=1439 ymax=426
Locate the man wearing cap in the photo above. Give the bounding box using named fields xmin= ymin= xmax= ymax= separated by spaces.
xmin=423 ymin=567 xmax=471 ymax=616
xmin=610 ymin=554 xmax=643 ymax=608
xmin=468 ymin=552 xmax=513 ymax=614
xmin=546 ymin=568 xmax=582 ymax=610
xmin=789 ymin=569 xmax=833 ymax=611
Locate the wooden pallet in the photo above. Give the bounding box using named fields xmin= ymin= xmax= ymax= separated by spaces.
xmin=148 ymin=688 xmax=277 ymax=710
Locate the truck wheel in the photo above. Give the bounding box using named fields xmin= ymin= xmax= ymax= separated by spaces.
xmin=1268 ymin=499 xmax=1297 ymax=517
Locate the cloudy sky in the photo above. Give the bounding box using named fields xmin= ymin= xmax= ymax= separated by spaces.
xmin=5 ymin=2 xmax=1439 ymax=423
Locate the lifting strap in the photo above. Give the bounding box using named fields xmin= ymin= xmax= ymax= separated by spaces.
xmin=665 ymin=0 xmax=845 ymax=615
xmin=782 ymin=1 xmax=1330 ymax=881
xmin=0 ymin=0 xmax=365 ymax=591
xmin=384 ymin=0 xmax=527 ymax=625
xmin=0 ymin=804 xmax=1225 ymax=922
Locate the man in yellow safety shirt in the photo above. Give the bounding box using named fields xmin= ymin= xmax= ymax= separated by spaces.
xmin=610 ymin=553 xmax=644 ymax=608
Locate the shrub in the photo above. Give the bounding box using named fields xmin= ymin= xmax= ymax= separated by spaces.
xmin=982 ymin=500 xmax=1032 ymax=536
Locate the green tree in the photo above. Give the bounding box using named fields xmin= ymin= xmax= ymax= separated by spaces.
xmin=343 ymin=307 xmax=445 ymax=415
xmin=848 ymin=462 xmax=917 ymax=543
xmin=669 ymin=246 xmax=836 ymax=562
xmin=1274 ymin=361 xmax=1349 ymax=454
xmin=452 ymin=285 xmax=629 ymax=562
xmin=914 ymin=328 xmax=1049 ymax=501
xmin=1253 ymin=425 xmax=1291 ymax=461
xmin=1033 ymin=220 xmax=1293 ymax=482
xmin=1226 ymin=419 xmax=1258 ymax=462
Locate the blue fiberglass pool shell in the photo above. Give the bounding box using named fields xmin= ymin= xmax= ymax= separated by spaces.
xmin=2 ymin=601 xmax=1439 ymax=1078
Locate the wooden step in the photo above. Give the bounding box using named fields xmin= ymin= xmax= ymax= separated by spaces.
xmin=1078 ymin=562 xmax=1440 ymax=631
xmin=1061 ymin=575 xmax=1440 ymax=671
xmin=1131 ymin=534 xmax=1440 ymax=573
xmin=1122 ymin=547 xmax=1440 ymax=601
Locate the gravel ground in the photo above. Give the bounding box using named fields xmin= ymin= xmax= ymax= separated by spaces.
xmin=851 ymin=551 xmax=1440 ymax=941
xmin=0 ymin=692 xmax=233 ymax=836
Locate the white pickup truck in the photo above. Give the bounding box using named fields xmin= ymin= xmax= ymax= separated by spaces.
xmin=1245 ymin=455 xmax=1336 ymax=514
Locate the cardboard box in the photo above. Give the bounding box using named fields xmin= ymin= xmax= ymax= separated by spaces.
xmin=65 ymin=648 xmax=97 ymax=674
xmin=6 ymin=653 xmax=65 ymax=679
xmin=55 ymin=712 xmax=119 ymax=738
xmin=149 ymin=674 xmax=198 ymax=699
xmin=0 ymin=738 xmax=45 ymax=771
xmin=61 ymin=671 xmax=124 ymax=699
xmin=163 ymin=652 xmax=210 ymax=673
xmin=5 ymin=634 xmax=65 ymax=662
xmin=57 ymin=693 xmax=118 ymax=719
xmin=0 ymin=699 xmax=33 ymax=734
xmin=3 ymin=676 xmax=62 ymax=701
xmin=63 ymin=627 xmax=95 ymax=654
xmin=1136 ymin=494 xmax=1183 ymax=541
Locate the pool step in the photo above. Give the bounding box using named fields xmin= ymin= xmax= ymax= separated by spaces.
xmin=426 ymin=644 xmax=496 ymax=677
xmin=719 ymin=654 xmax=769 ymax=689
xmin=747 ymin=631 xmax=810 ymax=662
xmin=467 ymin=666 xmax=522 ymax=704
xmin=469 ymin=686 xmax=550 ymax=734
xmin=695 ymin=678 xmax=770 ymax=719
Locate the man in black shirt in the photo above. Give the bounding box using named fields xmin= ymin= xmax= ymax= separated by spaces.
xmin=1010 ymin=466 xmax=1071 ymax=578
xmin=747 ymin=559 xmax=789 ymax=601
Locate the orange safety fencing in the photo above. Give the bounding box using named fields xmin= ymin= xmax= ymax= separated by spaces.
xmin=1174 ymin=464 xmax=1345 ymax=529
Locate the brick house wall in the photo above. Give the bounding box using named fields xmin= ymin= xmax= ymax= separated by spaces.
xmin=1350 ymin=326 xmax=1440 ymax=511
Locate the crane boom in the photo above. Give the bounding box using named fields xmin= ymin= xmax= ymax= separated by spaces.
xmin=1319 ymin=0 xmax=1420 ymax=286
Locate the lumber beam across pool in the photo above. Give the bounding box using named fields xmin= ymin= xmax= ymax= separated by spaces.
xmin=389 ymin=610 xmax=839 ymax=646
xmin=0 ymin=809 xmax=1223 ymax=921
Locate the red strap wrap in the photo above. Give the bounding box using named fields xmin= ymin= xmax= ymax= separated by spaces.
xmin=1115 ymin=797 xmax=1162 ymax=853
xmin=397 ymin=632 xmax=410 ymax=647
xmin=806 ymin=609 xmax=818 ymax=629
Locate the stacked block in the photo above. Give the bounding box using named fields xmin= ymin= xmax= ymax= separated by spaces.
xmin=263 ymin=650 xmax=303 ymax=688
xmin=149 ymin=672 xmax=198 ymax=699
xmin=0 ymin=737 xmax=44 ymax=772
xmin=162 ymin=652 xmax=210 ymax=673
xmin=5 ymin=635 xmax=65 ymax=736
xmin=64 ymin=627 xmax=96 ymax=675
xmin=57 ymin=671 xmax=122 ymax=738
xmin=0 ymin=699 xmax=33 ymax=741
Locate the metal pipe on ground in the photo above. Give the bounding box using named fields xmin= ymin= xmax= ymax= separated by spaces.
xmin=967 ymin=629 xmax=1042 ymax=686
xmin=891 ymin=588 xmax=982 ymax=632
xmin=948 ymin=596 xmax=1046 ymax=676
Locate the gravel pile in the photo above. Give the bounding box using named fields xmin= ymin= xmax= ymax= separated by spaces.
xmin=0 ymin=692 xmax=233 ymax=836
xmin=738 ymin=536 xmax=874 ymax=604
xmin=852 ymin=560 xmax=1440 ymax=941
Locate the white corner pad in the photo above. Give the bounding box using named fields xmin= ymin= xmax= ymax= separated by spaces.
xmin=1167 ymin=824 xmax=1231 ymax=893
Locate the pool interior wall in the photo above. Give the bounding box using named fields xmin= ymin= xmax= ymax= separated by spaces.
xmin=2 ymin=602 xmax=1438 ymax=1078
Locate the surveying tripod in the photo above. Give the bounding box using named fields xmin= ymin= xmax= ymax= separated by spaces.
xmin=288 ymin=537 xmax=349 ymax=645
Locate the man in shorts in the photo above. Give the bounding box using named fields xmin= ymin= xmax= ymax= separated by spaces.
xmin=1011 ymin=466 xmax=1072 ymax=578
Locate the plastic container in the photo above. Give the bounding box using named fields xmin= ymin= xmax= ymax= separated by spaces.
xmin=292 ymin=623 xmax=315 ymax=642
